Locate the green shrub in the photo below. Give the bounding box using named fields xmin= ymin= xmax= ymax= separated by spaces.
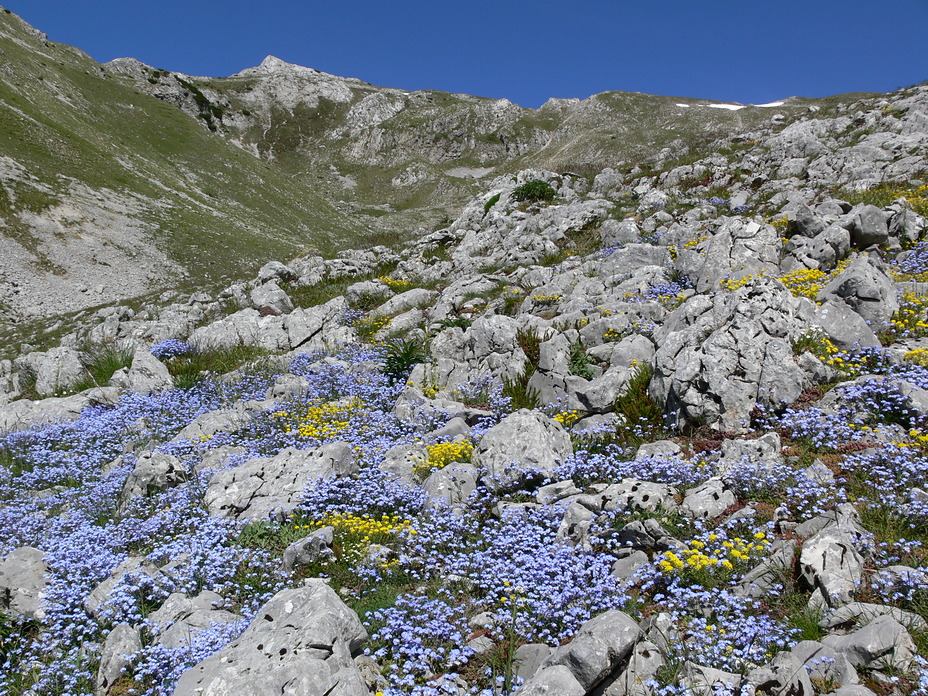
xmin=612 ymin=362 xmax=667 ymax=447
xmin=512 ymin=180 xmax=556 ymax=203
xmin=436 ymin=317 xmax=472 ymax=330
xmin=483 ymin=192 xmax=501 ymax=215
xmin=568 ymin=342 xmax=593 ymax=380
xmin=383 ymin=338 xmax=427 ymax=381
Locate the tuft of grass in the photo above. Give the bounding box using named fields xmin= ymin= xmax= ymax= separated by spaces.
xmin=516 ymin=328 xmax=542 ymax=367
xmin=610 ymin=362 xmax=668 ymax=448
xmin=837 ymin=181 xmax=928 ymax=218
xmin=436 ymin=316 xmax=471 ymax=330
xmin=166 ymin=344 xmax=267 ymax=388
xmin=422 ymin=245 xmax=451 ymax=262
xmin=71 ymin=342 xmax=134 ymax=392
xmin=283 ymin=262 xmax=399 ymax=310
xmin=502 ymin=365 xmax=540 ymax=410
xmin=502 ymin=329 xmax=543 ymax=410
xmin=483 ymin=192 xmax=501 ymax=215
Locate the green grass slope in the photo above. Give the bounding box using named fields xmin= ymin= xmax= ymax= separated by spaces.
xmin=0 ymin=7 xmax=363 ymax=308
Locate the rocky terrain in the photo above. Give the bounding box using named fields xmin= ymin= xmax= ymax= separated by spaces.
xmin=0 ymin=5 xmax=876 ymax=332
xmin=3 ymin=7 xmax=928 ymax=696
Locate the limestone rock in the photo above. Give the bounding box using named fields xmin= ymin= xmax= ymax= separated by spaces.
xmin=204 ymin=442 xmax=356 ymax=520
xmin=474 ymin=409 xmax=573 ymax=489
xmin=651 ymin=276 xmax=810 ymax=430
xmin=120 ymin=451 xmax=187 ymax=506
xmin=822 ymin=614 xmax=917 ymax=670
xmin=148 ymin=591 xmax=241 ymax=649
xmin=0 ymin=387 xmax=120 ymax=433
xmin=109 ymin=347 xmax=174 ymax=394
xmin=282 ymin=527 xmax=335 ymax=573
xmin=681 ymin=478 xmax=735 ymax=520
xmin=537 ymin=610 xmax=642 ymax=691
xmin=97 ymin=624 xmax=142 ymax=695
xmin=816 ymin=254 xmax=899 ymax=329
xmin=0 ymin=546 xmax=48 ymax=620
xmin=172 ymin=581 xmax=369 ymax=696
xmin=17 ymin=346 xmax=88 ymax=397
xmin=250 ymin=281 xmax=293 ymax=315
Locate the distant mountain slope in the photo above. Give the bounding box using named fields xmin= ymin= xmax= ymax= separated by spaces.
xmin=0 ymin=9 xmax=363 ymax=322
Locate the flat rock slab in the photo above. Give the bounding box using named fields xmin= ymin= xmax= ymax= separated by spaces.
xmin=204 ymin=442 xmax=356 ymax=520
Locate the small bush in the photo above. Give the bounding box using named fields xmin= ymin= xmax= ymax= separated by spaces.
xmin=613 ymin=362 xmax=667 ymax=446
xmin=502 ymin=365 xmax=540 ymax=410
xmin=516 ymin=329 xmax=542 ymax=367
xmin=512 ymin=180 xmax=556 ymax=203
xmin=436 ymin=317 xmax=472 ymax=330
xmin=568 ymin=342 xmax=593 ymax=380
xmin=383 ymin=338 xmax=427 ymax=382
xmin=483 ymin=192 xmax=501 ymax=215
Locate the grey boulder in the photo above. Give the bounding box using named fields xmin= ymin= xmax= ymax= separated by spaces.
xmin=0 ymin=546 xmax=48 ymax=620
xmin=204 ymin=442 xmax=356 ymax=520
xmin=172 ymin=580 xmax=369 ymax=696
xmin=109 ymin=347 xmax=174 ymax=395
xmin=535 ymin=610 xmax=642 ymax=691
xmin=474 ymin=409 xmax=573 ymax=489
xmin=651 ymin=276 xmax=810 ymax=430
xmin=816 ymin=254 xmax=899 ymax=329
xmin=97 ymin=624 xmax=142 ymax=695
xmin=822 ymin=614 xmax=917 ymax=670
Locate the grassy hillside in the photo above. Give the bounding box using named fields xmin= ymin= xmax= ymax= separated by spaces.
xmin=0 ymin=8 xmax=364 ymax=294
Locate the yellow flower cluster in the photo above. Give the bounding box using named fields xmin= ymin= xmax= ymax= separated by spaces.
xmin=905 ymin=347 xmax=928 ymax=367
xmin=354 ymin=313 xmax=392 ymax=342
xmin=554 ymin=410 xmax=581 ymax=427
xmin=908 ymin=428 xmax=928 ymax=451
xmin=658 ymin=532 xmax=769 ymax=577
xmin=414 ymin=439 xmax=475 ymax=475
xmin=779 ymin=260 xmax=850 ymax=300
xmin=320 ymin=512 xmax=410 ymax=538
xmin=720 ymin=261 xmax=849 ymax=300
xmin=603 ymin=327 xmax=624 ymax=341
xmin=889 ymin=292 xmax=928 ymax=338
xmin=317 ymin=512 xmax=411 ymax=563
xmin=378 ymin=275 xmax=412 ymax=291
xmin=770 ymin=215 xmax=790 ymax=232
xmin=274 ymin=398 xmax=362 ymax=440
xmin=531 ymin=293 xmax=562 ymax=305
xmin=776 ymin=268 xmax=829 ymax=300
xmin=719 ymin=274 xmax=759 ymax=291
xmin=683 ymin=234 xmax=708 ymax=250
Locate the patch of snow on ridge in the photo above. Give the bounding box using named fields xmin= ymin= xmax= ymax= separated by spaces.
xmin=708 ymin=103 xmax=745 ymax=111
xmin=756 ymin=101 xmax=785 ymax=107
xmin=676 ymin=103 xmax=691 ymax=108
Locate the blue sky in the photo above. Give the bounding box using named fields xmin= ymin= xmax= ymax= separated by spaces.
xmin=5 ymin=1 xmax=928 ymax=108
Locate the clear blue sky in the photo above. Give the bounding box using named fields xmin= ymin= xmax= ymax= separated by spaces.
xmin=4 ymin=1 xmax=927 ymax=108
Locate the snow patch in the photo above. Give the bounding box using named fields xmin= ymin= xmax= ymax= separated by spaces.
xmin=707 ymin=103 xmax=745 ymax=111
xmin=676 ymin=103 xmax=691 ymax=108
xmin=755 ymin=101 xmax=785 ymax=108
